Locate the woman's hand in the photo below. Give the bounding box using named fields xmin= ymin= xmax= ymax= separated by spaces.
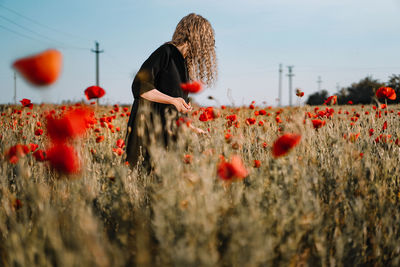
xmin=173 ymin=97 xmax=192 ymax=113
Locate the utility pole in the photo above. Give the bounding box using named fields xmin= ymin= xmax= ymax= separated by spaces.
xmin=91 ymin=41 xmax=104 ymax=86
xmin=317 ymin=76 xmax=322 ymax=91
xmin=278 ymin=64 xmax=283 ymax=107
xmin=287 ymin=66 xmax=294 ymax=106
xmin=14 ymin=71 xmax=17 ymax=105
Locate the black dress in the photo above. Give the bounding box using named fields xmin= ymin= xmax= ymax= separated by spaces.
xmin=125 ymin=42 xmax=189 ymax=170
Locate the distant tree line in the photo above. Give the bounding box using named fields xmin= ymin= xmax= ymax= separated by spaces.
xmin=306 ymin=74 xmax=400 ymax=105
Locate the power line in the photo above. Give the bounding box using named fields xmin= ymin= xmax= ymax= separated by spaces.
xmin=0 ymin=14 xmax=90 ymax=50
xmin=0 ymin=14 xmax=80 ymax=48
xmin=0 ymin=2 xmax=92 ymax=43
xmin=0 ymin=24 xmax=51 ymax=45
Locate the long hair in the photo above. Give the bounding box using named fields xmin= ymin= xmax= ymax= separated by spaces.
xmin=169 ymin=13 xmax=217 ymax=88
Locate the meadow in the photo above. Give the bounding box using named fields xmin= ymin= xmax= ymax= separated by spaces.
xmin=1 ymin=101 xmax=400 ymax=266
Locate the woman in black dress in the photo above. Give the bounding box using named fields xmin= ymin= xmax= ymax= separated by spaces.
xmin=125 ymin=13 xmax=218 ymax=171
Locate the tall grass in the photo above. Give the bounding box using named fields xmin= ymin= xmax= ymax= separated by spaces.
xmin=1 ymin=103 xmax=400 ymax=266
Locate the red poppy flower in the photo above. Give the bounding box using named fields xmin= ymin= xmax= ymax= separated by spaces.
xmin=180 ymin=81 xmax=203 ymax=93
xmin=46 ymin=107 xmax=94 ymax=142
xmin=262 ymin=142 xmax=268 ymax=148
xmin=348 ymin=101 xmax=353 ymax=105
xmin=272 ymin=133 xmax=301 ymax=158
xmin=217 ymin=155 xmax=248 ymax=181
xmin=112 ymin=147 xmax=124 ymax=156
xmin=183 ymin=154 xmax=192 ymax=164
xmin=34 ymin=128 xmax=43 ymax=136
xmin=96 ymin=136 xmax=104 ymax=144
xmin=253 ymin=160 xmax=261 ymax=168
xmin=46 ymin=144 xmax=81 ymax=174
xmin=29 ymin=143 xmax=39 ymax=152
xmin=369 ymin=128 xmax=374 ymax=136
xmin=376 ymin=87 xmax=396 ymax=100
xmin=33 ymin=149 xmax=46 ymax=161
xmin=296 ymin=88 xmax=304 ymax=97
xmin=375 ymin=134 xmax=392 ymax=143
xmin=259 ymin=110 xmax=267 ymax=115
xmin=116 ymin=139 xmax=125 ymax=148
xmin=6 ymin=144 xmax=30 ymax=163
xmin=226 ymin=114 xmax=237 ymax=122
xmin=13 ymin=49 xmax=62 ymax=86
xmin=224 ymin=133 xmax=232 ymax=142
xmin=324 ymin=95 xmax=337 ymax=105
xmin=382 ymin=121 xmax=387 ymax=131
xmin=84 ymin=86 xmax=106 ymax=100
xmin=311 ymin=119 xmax=326 ymax=129
xmin=199 ymin=107 xmax=217 ymax=122
xmin=246 ymin=118 xmax=256 ymax=125
xmin=20 ymin=99 xmax=33 ymax=109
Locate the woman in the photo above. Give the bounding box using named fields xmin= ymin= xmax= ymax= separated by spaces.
xmin=125 ymin=13 xmax=218 ymax=171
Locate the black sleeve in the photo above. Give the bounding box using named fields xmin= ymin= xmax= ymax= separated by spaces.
xmin=131 ymin=44 xmax=170 ymax=98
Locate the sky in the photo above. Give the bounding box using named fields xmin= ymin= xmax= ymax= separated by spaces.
xmin=0 ymin=0 xmax=400 ymax=107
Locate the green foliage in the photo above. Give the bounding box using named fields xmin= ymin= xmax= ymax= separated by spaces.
xmin=306 ymin=90 xmax=328 ymax=105
xmin=337 ymin=76 xmax=384 ymax=105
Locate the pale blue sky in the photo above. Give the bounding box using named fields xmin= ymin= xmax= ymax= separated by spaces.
xmin=1 ymin=0 xmax=400 ymax=106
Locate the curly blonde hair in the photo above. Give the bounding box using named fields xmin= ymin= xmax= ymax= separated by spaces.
xmin=169 ymin=13 xmax=217 ymax=88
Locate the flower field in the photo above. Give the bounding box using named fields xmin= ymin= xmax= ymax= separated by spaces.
xmin=1 ymin=101 xmax=400 ymax=266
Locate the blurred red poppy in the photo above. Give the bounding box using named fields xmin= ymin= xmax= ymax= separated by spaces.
xmin=46 ymin=144 xmax=80 ymax=174
xmin=226 ymin=114 xmax=237 ymax=122
xmin=34 ymin=128 xmax=43 ymax=136
xmin=369 ymin=128 xmax=374 ymax=136
xmin=296 ymin=88 xmax=304 ymax=97
xmin=112 ymin=147 xmax=124 ymax=156
xmin=29 ymin=143 xmax=39 ymax=152
xmin=376 ymin=87 xmax=396 ymax=100
xmin=272 ymin=133 xmax=301 ymax=158
xmin=324 ymin=95 xmax=337 ymax=105
xmin=199 ymin=107 xmax=217 ymax=122
xmin=46 ymin=107 xmax=94 ymax=142
xmin=246 ymin=118 xmax=256 ymax=125
xmin=96 ymin=136 xmax=105 ymax=143
xmin=180 ymin=81 xmax=203 ymax=93
xmin=116 ymin=139 xmax=125 ymax=148
xmin=6 ymin=144 xmax=30 ymax=163
xmin=217 ymin=155 xmax=248 ymax=181
xmin=13 ymin=49 xmax=62 ymax=86
xmin=85 ymin=86 xmax=106 ymax=100
xmin=183 ymin=154 xmax=192 ymax=164
xmin=20 ymin=99 xmax=33 ymax=109
xmin=33 ymin=149 xmax=46 ymax=161
xmin=311 ymin=119 xmax=326 ymax=129
xmin=253 ymin=160 xmax=261 ymax=168
xmin=382 ymin=121 xmax=387 ymax=131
